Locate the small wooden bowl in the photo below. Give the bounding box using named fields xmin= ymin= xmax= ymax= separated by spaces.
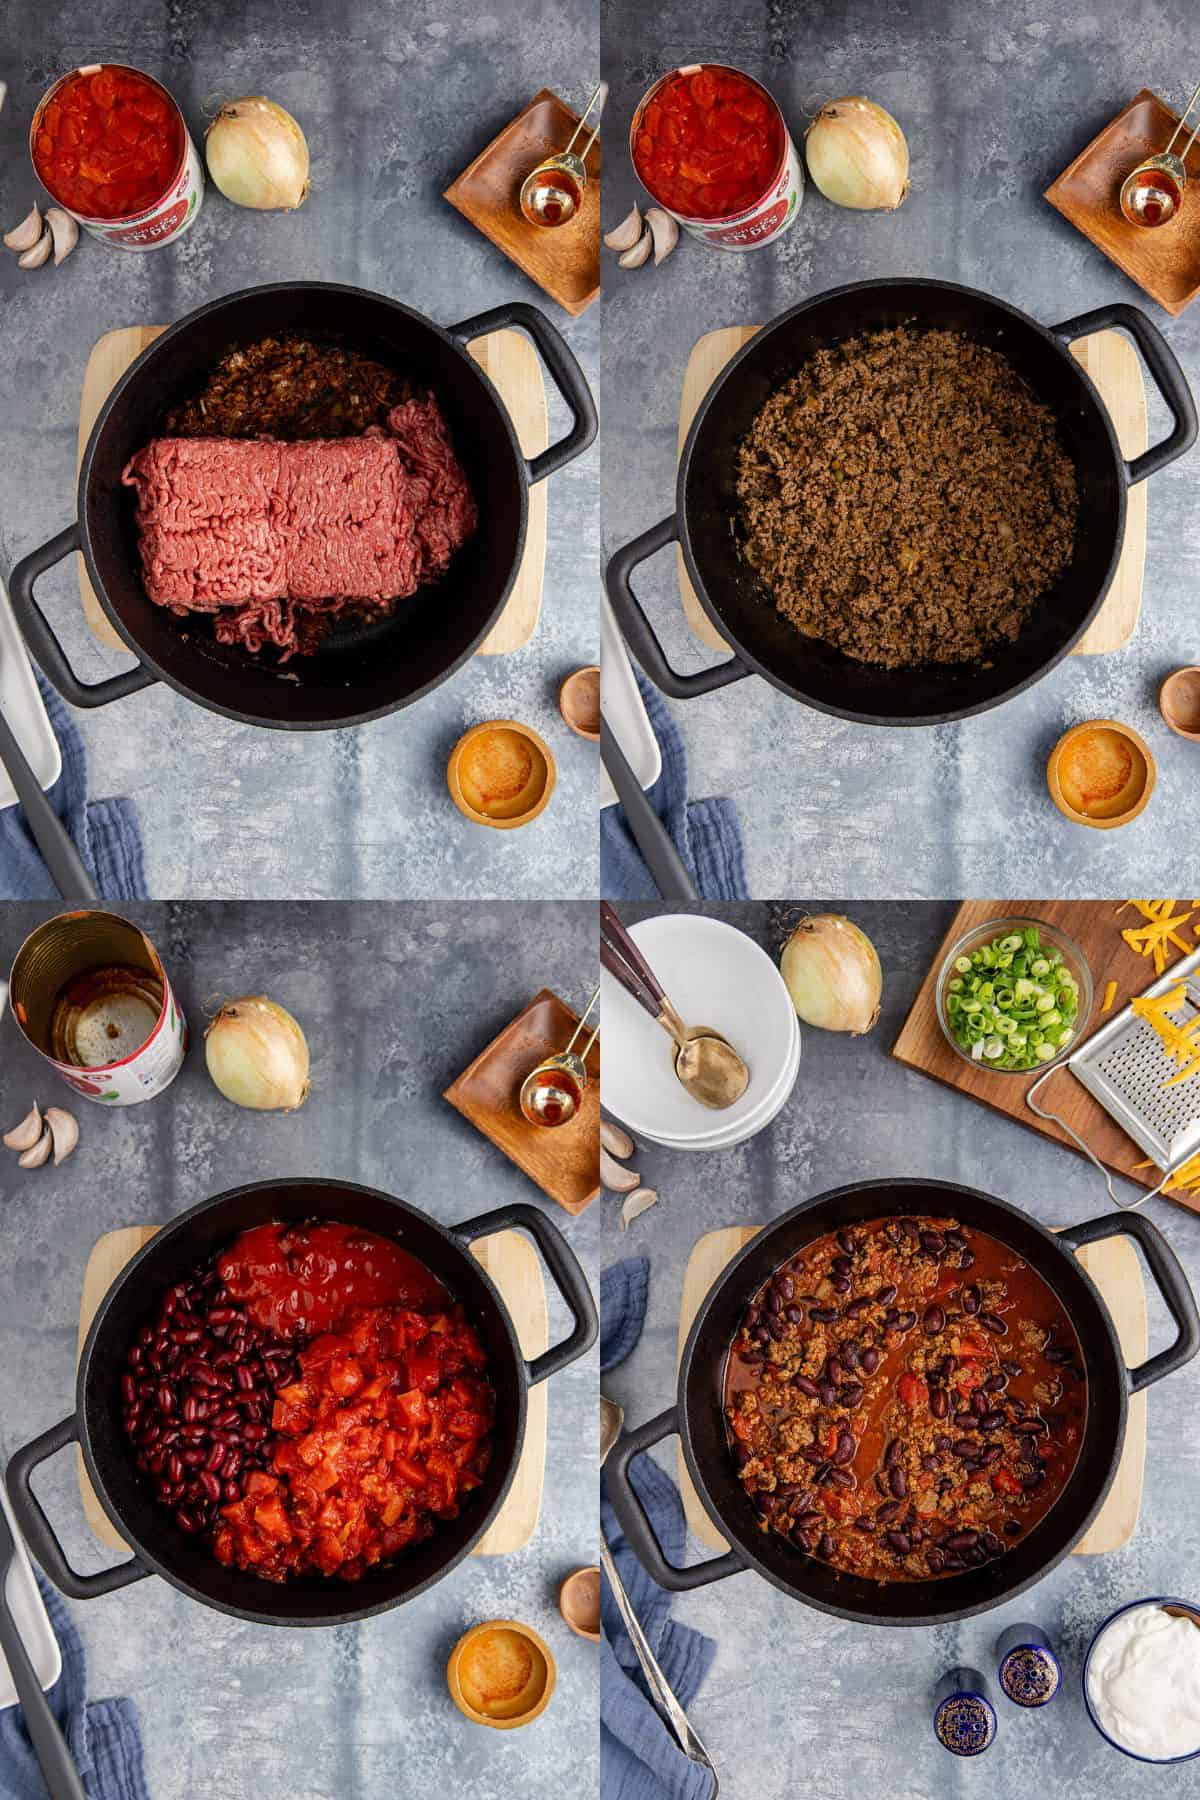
xmin=1047 ymin=718 xmax=1156 ymax=830
xmin=559 ymin=665 xmax=600 ymax=740
xmin=448 ymin=720 xmax=556 ymax=830
xmin=1160 ymin=667 xmax=1200 ymax=741
xmin=558 ymin=1565 xmax=601 ymax=1641
xmin=447 ymin=1620 xmax=556 ymax=1730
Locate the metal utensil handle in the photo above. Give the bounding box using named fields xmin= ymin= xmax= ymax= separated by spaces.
xmin=600 ymin=1538 xmax=719 ymax=1792
xmin=562 ymin=984 xmax=599 ymax=1057
xmin=0 ymin=1584 xmax=87 ymax=1799
xmin=447 ymin=302 xmax=597 ymax=486
xmin=5 ymin=1416 xmax=150 ymax=1599
xmin=1058 ymin=1211 xmax=1200 ymax=1392
xmin=605 ymin=516 xmax=751 ymax=700
xmin=1163 ymin=79 xmax=1200 ymax=159
xmin=1052 ymin=303 xmax=1198 ymax=486
xmin=599 ymin=902 xmax=671 ymax=1006
xmin=563 ymin=79 xmax=608 ymax=162
xmin=0 ymin=704 xmax=96 ymax=899
xmin=451 ymin=1202 xmax=597 ymax=1386
xmin=605 ymin=1406 xmax=747 ymax=1592
xmin=1025 ymin=1063 xmax=1178 ymax=1209
xmin=599 ymin=715 xmax=699 ymax=900
xmin=7 ymin=524 xmax=157 ymax=710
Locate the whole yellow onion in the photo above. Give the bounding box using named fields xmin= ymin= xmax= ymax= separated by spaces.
xmin=805 ymin=97 xmax=909 ymax=211
xmin=205 ymin=996 xmax=310 ymax=1111
xmin=205 ymin=96 xmax=310 ymax=211
xmin=780 ymin=914 xmax=882 ymax=1034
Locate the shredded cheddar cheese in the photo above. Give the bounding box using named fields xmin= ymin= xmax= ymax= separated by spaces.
xmin=1102 ymin=979 xmax=1118 ymax=1013
xmin=1118 ymin=900 xmax=1196 ymax=975
xmin=1134 ymin=1153 xmax=1200 ymax=1197
xmin=1130 ymin=981 xmax=1200 ymax=1087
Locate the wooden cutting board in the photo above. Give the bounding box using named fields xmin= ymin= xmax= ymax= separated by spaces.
xmin=77 ymin=1223 xmax=547 ymax=1557
xmin=676 ymin=326 xmax=1147 ymax=657
xmin=677 ymin=1224 xmax=1146 ymax=1557
xmin=77 ymin=324 xmax=548 ymax=656
xmin=892 ymin=899 xmax=1200 ymax=1217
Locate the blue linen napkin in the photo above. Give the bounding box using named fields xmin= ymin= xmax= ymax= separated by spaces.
xmin=0 ymin=1572 xmax=149 ymax=1800
xmin=601 ymin=672 xmax=748 ymax=902
xmin=0 ymin=676 xmax=146 ymax=901
xmin=601 ymin=1257 xmax=716 ymax=1800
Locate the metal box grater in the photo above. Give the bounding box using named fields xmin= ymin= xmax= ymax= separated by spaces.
xmin=1027 ymin=948 xmax=1200 ymax=1206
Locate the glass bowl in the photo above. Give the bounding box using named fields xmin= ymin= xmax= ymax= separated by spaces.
xmin=1082 ymin=1596 xmax=1200 ymax=1763
xmin=935 ymin=915 xmax=1093 ymax=1078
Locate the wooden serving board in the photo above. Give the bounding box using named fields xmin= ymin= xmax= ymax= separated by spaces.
xmin=677 ymin=1224 xmax=1146 ymax=1557
xmin=78 ymin=1224 xmax=547 ymax=1557
xmin=676 ymin=326 xmax=1147 ymax=657
xmin=892 ymin=900 xmax=1200 ymax=1217
xmin=77 ymin=324 xmax=548 ymax=656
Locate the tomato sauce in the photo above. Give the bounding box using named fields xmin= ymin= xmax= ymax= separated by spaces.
xmin=633 ymin=65 xmax=784 ymax=222
xmin=33 ymin=64 xmax=183 ymax=221
xmin=218 ymin=1221 xmax=450 ymax=1338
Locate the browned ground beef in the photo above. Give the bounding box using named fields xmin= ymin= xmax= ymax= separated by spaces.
xmin=124 ymin=337 xmax=477 ymax=660
xmin=735 ymin=328 xmax=1079 ymax=669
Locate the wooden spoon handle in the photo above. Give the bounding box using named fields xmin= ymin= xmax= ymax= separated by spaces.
xmin=600 ymin=933 xmax=661 ymax=1021
xmin=599 ymin=902 xmax=668 ymax=1006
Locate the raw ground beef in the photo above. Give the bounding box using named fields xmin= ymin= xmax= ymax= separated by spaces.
xmin=735 ymin=328 xmax=1079 ymax=670
xmin=123 ymin=395 xmax=476 ymax=659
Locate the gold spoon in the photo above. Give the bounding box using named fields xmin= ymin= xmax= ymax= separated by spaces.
xmin=518 ymin=985 xmax=599 ymax=1127
xmin=599 ymin=903 xmax=750 ymax=1111
xmin=519 ymin=81 xmax=607 ymax=229
xmin=1119 ymin=79 xmax=1200 ymax=228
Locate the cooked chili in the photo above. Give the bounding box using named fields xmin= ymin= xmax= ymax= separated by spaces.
xmin=724 ymin=1216 xmax=1086 ymax=1580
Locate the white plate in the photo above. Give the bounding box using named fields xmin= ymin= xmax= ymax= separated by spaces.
xmin=636 ymin=1026 xmax=801 ymax=1152
xmin=600 ymin=592 xmax=660 ymax=809
xmin=0 ymin=1487 xmax=62 ymax=1709
xmin=0 ymin=578 xmax=61 ymax=811
xmin=601 ymin=914 xmax=796 ymax=1142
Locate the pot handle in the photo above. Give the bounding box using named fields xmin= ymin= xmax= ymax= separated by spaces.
xmin=6 ymin=1415 xmax=150 ymax=1599
xmin=1052 ymin=303 xmax=1198 ymax=487
xmin=452 ymin=1201 xmax=598 ymax=1386
xmin=606 ymin=516 xmax=752 ymax=699
xmin=447 ymin=301 xmax=598 ymax=485
xmin=8 ymin=525 xmax=157 ymax=710
xmin=605 ymin=1405 xmax=746 ymax=1591
xmin=1060 ymin=1211 xmax=1200 ymax=1393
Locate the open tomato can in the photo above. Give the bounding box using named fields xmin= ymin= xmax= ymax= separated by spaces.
xmin=630 ymin=63 xmax=802 ymax=251
xmin=9 ymin=910 xmax=187 ymax=1104
xmin=30 ymin=63 xmax=203 ymax=251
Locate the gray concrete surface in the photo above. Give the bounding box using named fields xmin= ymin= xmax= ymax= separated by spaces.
xmin=601 ymin=902 xmax=1200 ymax=1799
xmin=601 ymin=0 xmax=1200 ymax=897
xmin=0 ymin=900 xmax=603 ymax=1800
xmin=0 ymin=0 xmax=598 ymax=900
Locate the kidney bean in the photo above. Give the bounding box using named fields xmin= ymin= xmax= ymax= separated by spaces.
xmin=958 ymin=1249 xmax=976 ymax=1268
xmin=199 ymin=1471 xmax=222 ymax=1504
xmin=970 ymin=1389 xmax=989 ymax=1417
xmin=801 ymin=1445 xmax=827 ymax=1464
xmin=926 ymin=1546 xmax=946 ymax=1573
xmin=817 ymin=1533 xmax=835 ymax=1560
xmin=792 ymin=1375 xmax=820 ymax=1398
xmin=836 ymin=1229 xmax=856 ymax=1256
xmin=839 ymin=1382 xmax=864 ymax=1408
xmin=889 ymin=1466 xmax=907 ymax=1500
xmin=944 ymin=1229 xmax=966 ymax=1250
xmin=777 ymin=1275 xmax=794 ymax=1301
xmin=943 ymin=1528 xmax=979 ymax=1551
xmin=818 ymin=1382 xmax=837 ymax=1407
xmin=826 ymin=1356 xmax=844 ymax=1386
xmin=922 ymin=1304 xmax=945 ymax=1336
xmin=840 ymin=1341 xmax=861 ymax=1371
xmin=832 ymin=1277 xmax=850 ymax=1294
xmin=978 ymin=1311 xmax=1008 ymax=1336
xmin=1021 ymin=1468 xmax=1046 ymax=1491
xmin=954 ymin=1410 xmax=976 ymax=1429
xmin=860 ymin=1347 xmax=880 ymax=1375
xmin=831 ymin=1256 xmax=851 ymax=1281
xmin=785 ymin=1305 xmax=806 ymax=1325
xmin=795 ymin=1510 xmax=823 ymax=1531
xmin=167 ymin=1452 xmax=184 ymax=1484
xmin=767 ymin=1290 xmax=783 ymax=1315
xmin=854 ymin=1515 xmax=875 ymax=1531
xmin=979 ymin=1444 xmax=1003 ymax=1467
xmin=833 ymin=1430 xmax=855 ymax=1467
xmin=884 ymin=1530 xmax=911 ymax=1555
xmin=845 ymin=1296 xmax=873 ymax=1318
xmin=984 ymin=1372 xmax=1007 ymax=1392
xmin=920 ymin=1232 xmax=945 ymax=1257
xmin=1003 ymin=1520 xmax=1022 ymax=1537
xmin=884 ymin=1308 xmax=900 ymax=1327
xmin=930 ymin=1388 xmax=949 ymax=1420
xmin=920 ymin=1454 xmax=938 ymax=1474
xmin=1044 ymin=1345 xmax=1073 ymax=1364
xmin=978 ymin=1410 xmax=1005 ymax=1432
xmin=952 ymin=1439 xmax=980 ymax=1459
xmin=896 ymin=1310 xmax=917 ymax=1332
xmin=884 ymin=1438 xmax=902 ymax=1469
xmin=875 ymin=1284 xmax=898 ymax=1306
xmin=980 ymin=1532 xmax=1003 ymax=1555
xmin=810 ymin=1307 xmax=838 ymax=1323
xmin=875 ymin=1473 xmax=891 ymax=1497
xmin=767 ymin=1317 xmax=788 ymax=1341
xmin=829 ymin=1468 xmax=856 ymax=1491
xmin=1001 ymin=1359 xmax=1022 ymax=1378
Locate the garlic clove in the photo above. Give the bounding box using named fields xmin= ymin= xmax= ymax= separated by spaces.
xmin=617 ymin=227 xmax=654 ymax=270
xmin=44 ymin=1107 xmax=79 ymax=1165
xmin=18 ymin=227 xmax=53 ymax=270
xmin=18 ymin=1127 xmax=53 ymax=1169
xmin=4 ymin=205 xmax=43 ymax=253
xmin=45 ymin=208 xmax=79 ymax=266
xmin=3 ymin=1101 xmax=43 ymax=1152
xmin=621 ymin=1187 xmax=658 ymax=1230
xmin=601 ymin=1147 xmax=641 ymax=1193
xmin=600 ymin=1119 xmax=636 ymax=1161
xmin=645 ymin=207 xmax=679 ymax=265
xmin=603 ymin=205 xmax=643 ymax=252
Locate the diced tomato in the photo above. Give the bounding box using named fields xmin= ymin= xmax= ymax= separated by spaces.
xmin=897 ymin=1373 xmax=928 ymax=1408
xmin=991 ymin=1467 xmax=1022 ymax=1497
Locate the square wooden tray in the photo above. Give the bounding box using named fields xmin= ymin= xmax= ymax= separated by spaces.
xmin=1046 ymin=89 xmax=1200 ymax=316
xmin=444 ymin=987 xmax=600 ymax=1214
xmin=445 ymin=89 xmax=600 ymax=317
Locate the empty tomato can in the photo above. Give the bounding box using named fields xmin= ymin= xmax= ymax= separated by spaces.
xmin=629 ymin=63 xmax=802 ymax=251
xmin=30 ymin=63 xmax=203 ymax=251
xmin=9 ymin=910 xmax=187 ymax=1104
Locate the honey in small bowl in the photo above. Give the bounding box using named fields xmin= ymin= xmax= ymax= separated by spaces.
xmin=1048 ymin=719 xmax=1155 ymax=830
xmin=447 ymin=1620 xmax=556 ymax=1729
xmin=447 ymin=720 xmax=556 ymax=830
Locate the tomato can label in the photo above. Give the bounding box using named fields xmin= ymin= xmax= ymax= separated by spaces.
xmin=9 ymin=910 xmax=188 ymax=1106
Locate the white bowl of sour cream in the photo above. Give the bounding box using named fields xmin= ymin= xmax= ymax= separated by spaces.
xmin=1084 ymin=1598 xmax=1200 ymax=1763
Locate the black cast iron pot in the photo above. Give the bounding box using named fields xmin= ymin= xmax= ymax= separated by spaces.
xmin=606 ymin=1179 xmax=1199 ymax=1626
xmin=606 ymin=281 xmax=1196 ymax=725
xmin=9 ymin=283 xmax=597 ymax=730
xmin=6 ymin=1178 xmax=597 ymax=1627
